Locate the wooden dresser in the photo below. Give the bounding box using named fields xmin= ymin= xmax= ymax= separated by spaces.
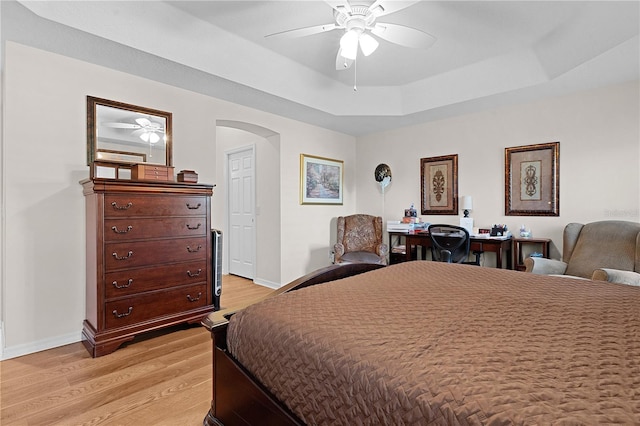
xmin=81 ymin=178 xmax=215 ymax=357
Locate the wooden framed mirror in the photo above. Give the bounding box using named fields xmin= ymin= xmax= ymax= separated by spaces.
xmin=87 ymin=96 xmax=172 ymax=171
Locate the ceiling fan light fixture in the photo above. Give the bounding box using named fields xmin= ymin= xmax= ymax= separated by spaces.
xmin=265 ymin=1 xmax=435 ymax=74
xmin=359 ymin=33 xmax=379 ymax=56
xmin=339 ymin=29 xmax=359 ymax=60
xmin=139 ymin=131 xmax=160 ymax=143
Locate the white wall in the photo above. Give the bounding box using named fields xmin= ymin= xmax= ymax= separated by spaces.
xmin=2 ymin=41 xmax=638 ymax=360
xmin=279 ymin=123 xmax=357 ymax=281
xmin=0 ymin=42 xmax=356 ymax=359
xmin=356 ymin=80 xmax=640 ymax=264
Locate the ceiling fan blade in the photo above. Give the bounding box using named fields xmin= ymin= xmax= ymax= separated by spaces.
xmin=371 ymin=23 xmax=436 ymax=49
xmin=266 ymin=23 xmax=337 ymax=39
xmin=368 ymin=0 xmax=419 ymax=17
xmin=135 ymin=117 xmax=151 ymax=127
xmin=137 ymin=120 xmax=164 ymax=132
xmin=101 ymin=122 xmax=141 ymax=129
xmin=335 ymin=48 xmax=354 ymax=70
xmin=325 ymin=0 xmax=351 ymax=14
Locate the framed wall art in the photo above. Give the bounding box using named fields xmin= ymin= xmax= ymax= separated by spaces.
xmin=420 ymin=154 xmax=458 ymax=215
xmin=505 ymin=141 xmax=559 ymax=216
xmin=300 ymin=154 xmax=344 ymax=205
xmin=96 ymin=149 xmax=147 ymax=163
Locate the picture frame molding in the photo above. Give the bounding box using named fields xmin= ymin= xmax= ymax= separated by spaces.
xmin=300 ymin=153 xmax=344 ymax=205
xmin=96 ymin=149 xmax=147 ymax=163
xmin=505 ymin=141 xmax=560 ymax=216
xmin=420 ymin=154 xmax=459 ymax=215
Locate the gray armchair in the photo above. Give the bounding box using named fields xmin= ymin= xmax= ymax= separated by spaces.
xmin=334 ymin=214 xmax=388 ymax=265
xmin=525 ymin=220 xmax=640 ymax=285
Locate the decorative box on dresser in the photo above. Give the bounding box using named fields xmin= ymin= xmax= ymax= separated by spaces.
xmin=81 ymin=178 xmax=215 ymax=357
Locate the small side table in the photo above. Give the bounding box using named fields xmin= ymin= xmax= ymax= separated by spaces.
xmin=512 ymin=237 xmax=551 ymax=271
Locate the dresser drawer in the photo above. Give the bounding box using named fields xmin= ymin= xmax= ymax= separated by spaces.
xmin=105 ymin=283 xmax=208 ymax=329
xmin=104 ymin=217 xmax=207 ymax=241
xmin=105 ymin=195 xmax=207 ymax=217
xmin=105 ymin=261 xmax=208 ymax=298
xmin=106 ymin=237 xmax=207 ymax=271
xmin=131 ymin=164 xmax=175 ymax=182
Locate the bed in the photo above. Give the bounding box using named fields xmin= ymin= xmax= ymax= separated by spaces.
xmin=202 ymin=261 xmax=640 ymax=425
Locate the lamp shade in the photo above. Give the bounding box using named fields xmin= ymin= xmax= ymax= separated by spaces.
xmin=359 ymin=33 xmax=379 ymax=56
xmin=140 ymin=132 xmax=160 ymax=144
xmin=339 ymin=30 xmax=359 ymax=60
xmin=461 ymin=196 xmax=473 ymax=210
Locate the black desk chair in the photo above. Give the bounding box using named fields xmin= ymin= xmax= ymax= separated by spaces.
xmin=427 ymin=224 xmax=480 ymax=265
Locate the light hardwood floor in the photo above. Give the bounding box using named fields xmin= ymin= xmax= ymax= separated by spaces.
xmin=0 ymin=275 xmax=273 ymax=426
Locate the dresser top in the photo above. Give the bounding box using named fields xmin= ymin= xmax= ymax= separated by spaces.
xmin=80 ymin=178 xmax=215 ymax=196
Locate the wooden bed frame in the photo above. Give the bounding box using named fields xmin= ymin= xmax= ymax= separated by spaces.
xmin=202 ymin=263 xmax=385 ymax=426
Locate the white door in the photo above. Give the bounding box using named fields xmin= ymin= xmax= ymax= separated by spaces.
xmin=227 ymin=147 xmax=255 ymax=279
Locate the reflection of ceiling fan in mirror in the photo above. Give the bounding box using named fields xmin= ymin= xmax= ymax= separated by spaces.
xmin=102 ymin=117 xmax=165 ymax=144
xmin=266 ymin=0 xmax=436 ymax=71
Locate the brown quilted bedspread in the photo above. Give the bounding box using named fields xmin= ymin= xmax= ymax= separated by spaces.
xmin=227 ymin=261 xmax=640 ymax=425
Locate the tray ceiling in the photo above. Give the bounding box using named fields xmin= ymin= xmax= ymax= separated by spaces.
xmin=16 ymin=1 xmax=640 ymax=136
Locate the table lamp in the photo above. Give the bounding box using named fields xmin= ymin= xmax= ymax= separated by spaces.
xmin=461 ymin=196 xmax=473 ymax=218
xmin=460 ymin=196 xmax=474 ymax=233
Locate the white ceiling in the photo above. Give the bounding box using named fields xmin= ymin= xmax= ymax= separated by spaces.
xmin=16 ymin=1 xmax=640 ymax=136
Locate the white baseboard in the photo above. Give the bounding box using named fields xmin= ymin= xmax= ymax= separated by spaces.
xmin=1 ymin=331 xmax=82 ymax=360
xmin=0 ymin=279 xmax=279 ymax=360
xmin=252 ymin=277 xmax=280 ymax=289
xmin=0 ymin=322 xmax=4 ymax=360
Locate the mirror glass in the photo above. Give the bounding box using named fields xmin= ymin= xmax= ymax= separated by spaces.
xmin=87 ymin=96 xmax=172 ymax=166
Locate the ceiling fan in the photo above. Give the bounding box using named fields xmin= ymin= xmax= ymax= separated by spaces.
xmin=102 ymin=117 xmax=165 ymax=143
xmin=266 ymin=0 xmax=436 ymax=71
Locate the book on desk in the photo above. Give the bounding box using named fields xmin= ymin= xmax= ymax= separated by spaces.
xmin=386 ymin=220 xmax=429 ymax=232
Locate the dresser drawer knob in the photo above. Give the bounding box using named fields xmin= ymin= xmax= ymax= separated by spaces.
xmin=186 ymin=203 xmax=201 ymax=210
xmin=112 ymin=279 xmax=133 ymax=289
xmin=111 ymin=201 xmax=133 ymax=210
xmin=187 ymin=269 xmax=202 ymax=278
xmin=186 ymin=223 xmax=201 ymax=230
xmin=111 ymin=225 xmax=133 ymax=234
xmin=112 ymin=307 xmax=133 ymax=318
xmin=187 ymin=245 xmax=202 ymax=253
xmin=187 ymin=292 xmax=202 ymax=302
xmin=112 ymin=251 xmax=133 ymax=260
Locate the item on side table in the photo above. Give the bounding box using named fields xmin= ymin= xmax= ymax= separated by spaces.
xmin=131 ymin=164 xmax=175 ymax=182
xmin=491 ymin=224 xmax=507 ymax=236
xmin=178 ymin=169 xmax=199 ymax=183
xmin=519 ymin=224 xmax=532 ymax=237
xmin=404 ymin=203 xmax=417 ymax=218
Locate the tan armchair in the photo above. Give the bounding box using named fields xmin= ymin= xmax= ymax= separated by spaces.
xmin=334 ymin=214 xmax=388 ymax=265
xmin=525 ymin=220 xmax=640 ymax=285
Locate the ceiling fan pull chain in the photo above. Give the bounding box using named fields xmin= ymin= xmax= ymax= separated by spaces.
xmin=353 ymin=58 xmax=358 ymax=92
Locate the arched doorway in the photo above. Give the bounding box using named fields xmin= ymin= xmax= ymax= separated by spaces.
xmin=215 ymin=120 xmax=281 ymax=287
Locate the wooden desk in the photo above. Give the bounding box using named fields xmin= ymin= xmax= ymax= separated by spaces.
xmin=389 ymin=231 xmax=513 ymax=269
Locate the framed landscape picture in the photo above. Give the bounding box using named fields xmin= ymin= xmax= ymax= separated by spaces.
xmin=505 ymin=141 xmax=559 ymax=216
xmin=420 ymin=154 xmax=458 ymax=215
xmin=300 ymin=154 xmax=344 ymax=205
